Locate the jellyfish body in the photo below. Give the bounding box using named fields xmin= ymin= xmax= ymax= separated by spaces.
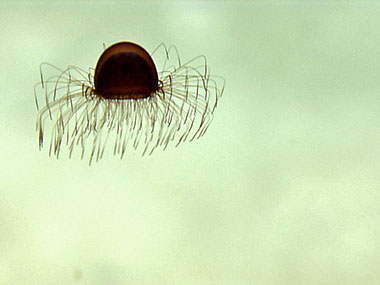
xmin=35 ymin=41 xmax=224 ymax=163
xmin=95 ymin=42 xmax=159 ymax=99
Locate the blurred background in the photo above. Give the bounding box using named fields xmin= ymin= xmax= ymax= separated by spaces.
xmin=0 ymin=1 xmax=379 ymax=284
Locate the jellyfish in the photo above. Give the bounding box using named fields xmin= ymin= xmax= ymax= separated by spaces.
xmin=34 ymin=41 xmax=224 ymax=164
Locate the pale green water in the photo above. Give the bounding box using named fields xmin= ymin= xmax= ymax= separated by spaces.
xmin=0 ymin=1 xmax=379 ymax=284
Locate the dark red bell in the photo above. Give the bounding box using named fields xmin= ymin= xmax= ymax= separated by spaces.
xmin=94 ymin=42 xmax=159 ymax=99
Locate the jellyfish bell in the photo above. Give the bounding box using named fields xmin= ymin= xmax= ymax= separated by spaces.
xmin=35 ymin=41 xmax=225 ymax=164
xmin=94 ymin=42 xmax=159 ymax=99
